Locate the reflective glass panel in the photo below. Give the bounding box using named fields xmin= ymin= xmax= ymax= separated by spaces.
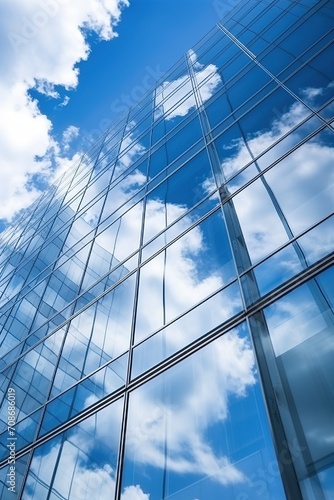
xmin=261 ymin=265 xmax=334 ymax=498
xmin=22 ymin=398 xmax=123 ymax=499
xmin=123 ymin=325 xmax=285 ymax=499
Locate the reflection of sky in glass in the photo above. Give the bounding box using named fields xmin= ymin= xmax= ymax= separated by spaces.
xmin=263 ymin=266 xmax=334 ymax=497
xmin=23 ymin=398 xmax=124 ymax=499
xmin=0 ymin=1 xmax=333 ymax=497
xmin=123 ymin=324 xmax=285 ymax=499
xmin=155 ymin=50 xmax=221 ymax=121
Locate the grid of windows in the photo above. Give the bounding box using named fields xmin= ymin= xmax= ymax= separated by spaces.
xmin=0 ymin=0 xmax=333 ymax=498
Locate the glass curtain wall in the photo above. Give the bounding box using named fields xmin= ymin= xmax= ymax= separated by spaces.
xmin=0 ymin=0 xmax=333 ymax=498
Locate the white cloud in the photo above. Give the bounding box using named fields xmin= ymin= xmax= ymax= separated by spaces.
xmin=126 ymin=329 xmax=255 ymax=487
xmin=0 ymin=0 xmax=129 ymax=222
xmin=62 ymin=125 xmax=80 ymax=151
xmin=122 ymin=485 xmax=150 ymax=500
xmin=221 ymin=102 xmax=310 ymax=180
xmin=301 ymin=87 xmax=323 ymax=100
xmin=59 ymin=95 xmax=70 ymax=107
xmin=155 ymin=51 xmax=221 ymax=120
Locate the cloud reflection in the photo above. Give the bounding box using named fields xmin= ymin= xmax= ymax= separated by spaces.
xmin=155 ymin=51 xmax=221 ymax=120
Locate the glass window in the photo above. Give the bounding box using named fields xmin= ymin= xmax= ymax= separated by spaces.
xmin=260 ymin=10 xmax=297 ymax=47
xmin=210 ymin=78 xmax=280 ymax=142
xmin=82 ymin=200 xmax=143 ymax=292
xmin=243 ymin=211 xmax=334 ymax=306
xmin=0 ymin=453 xmax=30 ymax=499
xmin=222 ymin=50 xmax=252 ymax=84
xmin=154 ymin=76 xmax=194 ymax=124
xmin=40 ymin=352 xmax=127 ymax=437
xmin=132 ymin=280 xmax=242 ymax=378
xmin=263 ymin=127 xmax=334 ymax=235
xmin=164 ymin=209 xmax=235 ymax=320
xmin=214 ymin=123 xmax=253 ymax=180
xmin=0 ymin=327 xmax=65 ymax=422
xmin=143 ymin=150 xmax=215 ymax=244
xmin=319 ymin=98 xmax=334 ymax=122
xmin=189 ymin=26 xmax=227 ymax=68
xmin=298 ymin=214 xmax=334 ymax=266
xmin=284 ymin=44 xmax=334 ymax=109
xmin=51 ymin=274 xmax=136 ymax=397
xmin=100 ymin=178 xmax=145 ymax=234
xmin=261 ymin=265 xmax=334 ymax=498
xmin=62 ymin=169 xmax=91 ymax=214
xmin=149 ymin=138 xmax=206 ymax=194
xmin=142 ymin=194 xmax=220 ymax=263
xmin=234 ymin=0 xmax=268 ymax=27
xmin=135 ymin=252 xmax=165 ymax=340
xmin=0 ymin=408 xmax=42 ymax=463
xmin=136 ymin=209 xmax=236 ymax=341
xmin=193 ymin=53 xmax=225 ymax=103
xmin=232 ymin=176 xmax=289 ymax=263
xmin=22 ymin=398 xmax=123 ymax=500
xmin=226 ymin=62 xmax=271 ymax=113
xmin=226 ymin=114 xmax=323 ymax=194
xmin=150 ymin=116 xmax=203 ymax=178
xmin=79 ymin=175 xmax=109 ymax=218
xmin=205 ymin=88 xmax=233 ymax=131
xmin=279 ymin=10 xmax=333 ymax=58
xmin=246 ymin=244 xmax=304 ymax=302
xmin=128 ymin=102 xmax=153 ymax=132
xmin=122 ymin=325 xmax=285 ymax=499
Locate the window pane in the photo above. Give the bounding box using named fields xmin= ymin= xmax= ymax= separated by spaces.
xmin=22 ymin=399 xmax=123 ymax=500
xmin=136 ymin=209 xmax=235 ymax=341
xmin=123 ymin=325 xmax=285 ymax=499
xmin=262 ymin=265 xmax=334 ymax=498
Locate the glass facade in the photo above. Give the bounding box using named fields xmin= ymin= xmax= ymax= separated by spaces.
xmin=0 ymin=0 xmax=333 ymax=498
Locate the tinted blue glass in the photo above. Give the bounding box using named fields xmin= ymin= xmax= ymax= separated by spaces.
xmin=263 ymin=127 xmax=334 ymax=234
xmin=284 ymin=44 xmax=334 ymax=109
xmin=136 ymin=209 xmax=236 ymax=342
xmin=154 ymin=76 xmax=194 ymax=126
xmin=0 ymin=409 xmax=42 ymax=462
xmin=234 ymin=1 xmax=269 ymax=28
xmin=123 ymin=326 xmax=285 ymax=499
xmin=263 ymin=265 xmax=334 ymax=499
xmin=50 ymin=274 xmax=135 ymax=397
xmin=22 ymin=398 xmax=123 ymax=499
xmin=150 ymin=116 xmax=203 ymax=179
xmin=261 ymin=10 xmax=298 ymax=46
xmin=143 ymin=149 xmax=215 ymax=244
xmin=222 ymin=50 xmax=251 ymax=83
xmin=0 ymin=327 xmax=65 ymax=420
xmin=278 ymin=9 xmax=333 ymax=58
xmin=188 ymin=27 xmax=226 ymax=68
xmin=243 ymin=211 xmax=334 ymax=305
xmin=0 ymin=3 xmax=333 ymax=499
xmin=132 ymin=280 xmax=242 ymax=378
xmin=205 ymin=88 xmax=233 ymax=130
xmin=0 ymin=454 xmax=29 ymax=500
xmin=142 ymin=194 xmax=220 ymax=262
xmin=40 ymin=353 xmax=127 ymax=437
xmin=226 ymin=114 xmax=323 ymax=194
xmin=262 ymin=29 xmax=333 ymax=79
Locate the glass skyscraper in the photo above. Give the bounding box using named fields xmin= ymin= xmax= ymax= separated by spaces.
xmin=0 ymin=0 xmax=333 ymax=498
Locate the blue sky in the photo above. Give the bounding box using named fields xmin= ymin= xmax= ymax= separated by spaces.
xmin=0 ymin=0 xmax=238 ymax=230
xmin=48 ymin=0 xmax=224 ymax=136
